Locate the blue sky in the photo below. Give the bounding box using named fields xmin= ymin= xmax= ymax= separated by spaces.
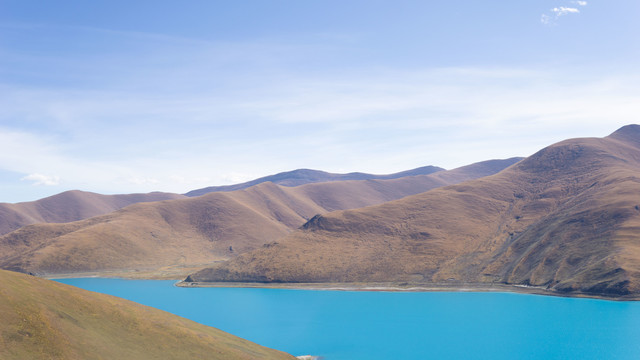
xmin=1 ymin=0 xmax=639 ymax=203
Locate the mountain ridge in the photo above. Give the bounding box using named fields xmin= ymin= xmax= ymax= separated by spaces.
xmin=0 ymin=158 xmax=520 ymax=277
xmin=185 ymin=125 xmax=640 ymax=299
xmin=185 ymin=165 xmax=445 ymax=197
xmin=0 ymin=190 xmax=186 ymax=236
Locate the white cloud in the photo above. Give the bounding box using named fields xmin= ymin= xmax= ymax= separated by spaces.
xmin=124 ymin=176 xmax=160 ymax=185
xmin=21 ymin=173 xmax=60 ymax=186
xmin=221 ymin=172 xmax=254 ymax=184
xmin=542 ymin=4 xmax=583 ymax=25
xmin=1 ymin=24 xmax=639 ymax=200
xmin=5 ymin=66 xmax=639 ymax=188
xmin=552 ymin=7 xmax=580 ymax=15
xmin=169 ymin=175 xmax=213 ymax=185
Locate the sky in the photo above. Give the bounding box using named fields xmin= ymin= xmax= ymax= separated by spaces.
xmin=0 ymin=0 xmax=639 ymax=203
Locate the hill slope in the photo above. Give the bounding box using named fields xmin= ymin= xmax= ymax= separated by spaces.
xmin=0 ymin=270 xmax=294 ymax=360
xmin=185 ymin=166 xmax=445 ymax=196
xmin=0 ymin=191 xmax=186 ymax=236
xmin=186 ymin=125 xmax=640 ymax=299
xmin=0 ymin=159 xmax=519 ymax=276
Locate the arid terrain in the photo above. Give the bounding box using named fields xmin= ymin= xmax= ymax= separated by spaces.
xmin=185 ymin=166 xmax=446 ymax=196
xmin=0 ymin=191 xmax=185 ymax=236
xmin=4 ymin=126 xmax=640 ymax=300
xmin=186 ymin=125 xmax=640 ymax=299
xmin=0 ymin=158 xmax=518 ymax=277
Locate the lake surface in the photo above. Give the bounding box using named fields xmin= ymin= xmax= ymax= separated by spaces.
xmin=55 ymin=278 xmax=640 ymax=360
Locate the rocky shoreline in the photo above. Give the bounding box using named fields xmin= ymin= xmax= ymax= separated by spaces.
xmin=43 ymin=271 xmax=640 ymax=301
xmin=175 ymin=280 xmax=640 ymax=301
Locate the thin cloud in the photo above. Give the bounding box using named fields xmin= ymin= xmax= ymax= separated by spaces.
xmin=1 ymin=67 xmax=639 ymax=199
xmin=21 ymin=173 xmax=60 ymax=186
xmin=552 ymin=7 xmax=580 ymax=15
xmin=541 ymin=3 xmax=583 ymax=25
xmin=125 ymin=176 xmax=160 ymax=185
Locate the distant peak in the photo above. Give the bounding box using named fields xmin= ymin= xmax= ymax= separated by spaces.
xmin=611 ymin=124 xmax=640 ymax=134
xmin=608 ymin=124 xmax=640 ymax=146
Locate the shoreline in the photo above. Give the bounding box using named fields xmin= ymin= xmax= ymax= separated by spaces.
xmin=42 ymin=264 xmax=217 ymax=281
xmin=40 ymin=270 xmax=638 ymax=301
xmin=175 ymin=280 xmax=640 ymax=302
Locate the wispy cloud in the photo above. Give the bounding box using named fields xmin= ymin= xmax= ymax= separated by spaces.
xmin=124 ymin=176 xmax=160 ymax=186
xmin=553 ymin=7 xmax=580 ymax=15
xmin=2 ymin=66 xmax=639 ymax=199
xmin=1 ymin=13 xmax=638 ymax=202
xmin=21 ymin=173 xmax=60 ymax=186
xmin=541 ymin=3 xmax=585 ymax=25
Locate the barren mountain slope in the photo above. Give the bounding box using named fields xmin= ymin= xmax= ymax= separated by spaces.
xmin=0 ymin=270 xmax=295 ymax=360
xmin=0 ymin=159 xmax=518 ymax=276
xmin=185 ymin=165 xmax=445 ymax=196
xmin=186 ymin=125 xmax=640 ymax=299
xmin=0 ymin=191 xmax=186 ymax=235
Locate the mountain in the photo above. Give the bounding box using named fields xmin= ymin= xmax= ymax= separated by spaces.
xmin=0 ymin=269 xmax=294 ymax=360
xmin=185 ymin=166 xmax=445 ymax=197
xmin=0 ymin=190 xmax=186 ymax=236
xmin=0 ymin=158 xmax=520 ymax=277
xmin=185 ymin=125 xmax=640 ymax=299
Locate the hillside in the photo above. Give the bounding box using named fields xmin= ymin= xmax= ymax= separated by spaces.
xmin=0 ymin=191 xmax=186 ymax=236
xmin=0 ymin=270 xmax=295 ymax=360
xmin=0 ymin=159 xmax=519 ymax=277
xmin=185 ymin=166 xmax=445 ymax=196
xmin=185 ymin=125 xmax=640 ymax=299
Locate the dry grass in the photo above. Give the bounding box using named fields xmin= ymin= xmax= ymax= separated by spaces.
xmin=0 ymin=159 xmax=515 ymax=277
xmin=185 ymin=165 xmax=447 ymax=196
xmin=0 ymin=269 xmax=295 ymax=360
xmin=0 ymin=191 xmax=186 ymax=235
xmin=188 ymin=125 xmax=640 ymax=298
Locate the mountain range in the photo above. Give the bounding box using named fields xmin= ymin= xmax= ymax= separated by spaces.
xmin=185 ymin=125 xmax=640 ymax=299
xmin=0 ymin=158 xmax=519 ymax=276
xmin=2 ymin=125 xmax=639 ymax=300
xmin=185 ymin=166 xmax=444 ymax=196
xmin=0 ymin=191 xmax=186 ymax=236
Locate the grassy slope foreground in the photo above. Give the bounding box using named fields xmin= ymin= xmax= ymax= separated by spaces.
xmin=0 ymin=158 xmax=519 ymax=276
xmin=186 ymin=125 xmax=640 ymax=299
xmin=0 ymin=270 xmax=295 ymax=360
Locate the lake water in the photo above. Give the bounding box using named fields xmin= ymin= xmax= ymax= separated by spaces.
xmin=55 ymin=278 xmax=640 ymax=360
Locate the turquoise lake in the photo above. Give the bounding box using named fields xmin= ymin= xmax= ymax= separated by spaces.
xmin=55 ymin=278 xmax=640 ymax=360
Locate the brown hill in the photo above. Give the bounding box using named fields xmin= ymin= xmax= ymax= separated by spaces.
xmin=0 ymin=159 xmax=519 ymax=277
xmin=0 ymin=269 xmax=294 ymax=360
xmin=185 ymin=166 xmax=445 ymax=196
xmin=185 ymin=125 xmax=640 ymax=299
xmin=0 ymin=190 xmax=186 ymax=236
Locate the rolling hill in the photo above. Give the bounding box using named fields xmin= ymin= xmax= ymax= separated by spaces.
xmin=0 ymin=269 xmax=295 ymax=360
xmin=185 ymin=166 xmax=445 ymax=196
xmin=0 ymin=158 xmax=520 ymax=277
xmin=0 ymin=191 xmax=186 ymax=236
xmin=185 ymin=125 xmax=640 ymax=299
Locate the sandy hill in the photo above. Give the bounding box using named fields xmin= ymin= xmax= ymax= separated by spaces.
xmin=0 ymin=159 xmax=519 ymax=277
xmin=0 ymin=269 xmax=294 ymax=360
xmin=0 ymin=191 xmax=186 ymax=236
xmin=185 ymin=165 xmax=445 ymax=196
xmin=186 ymin=125 xmax=640 ymax=299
